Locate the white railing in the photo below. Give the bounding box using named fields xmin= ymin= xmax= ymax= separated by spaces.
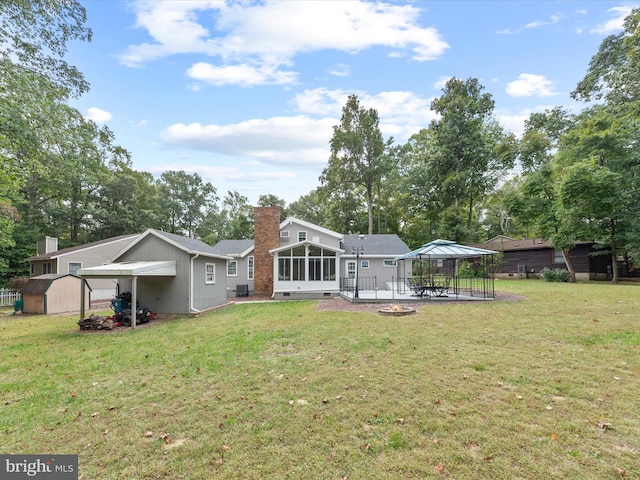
xmin=0 ymin=288 xmax=20 ymax=307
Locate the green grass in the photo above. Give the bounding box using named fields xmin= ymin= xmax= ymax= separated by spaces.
xmin=1 ymin=280 xmax=639 ymax=479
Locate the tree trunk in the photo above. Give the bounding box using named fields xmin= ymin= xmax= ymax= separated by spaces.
xmin=562 ymin=250 xmax=577 ymax=283
xmin=366 ymin=185 xmax=374 ymax=235
xmin=610 ymin=250 xmax=618 ymax=284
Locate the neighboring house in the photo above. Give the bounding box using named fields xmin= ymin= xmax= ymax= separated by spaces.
xmin=214 ymin=239 xmax=255 ymax=297
xmin=22 ymin=274 xmax=91 ymax=314
xmin=478 ymin=237 xmax=611 ymax=281
xmin=216 ymin=207 xmax=411 ymax=299
xmin=26 ymin=234 xmax=139 ymax=300
xmin=79 ymin=229 xmax=231 ymax=316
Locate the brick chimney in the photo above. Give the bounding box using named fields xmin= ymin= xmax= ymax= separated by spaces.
xmin=253 ymin=206 xmax=281 ymax=296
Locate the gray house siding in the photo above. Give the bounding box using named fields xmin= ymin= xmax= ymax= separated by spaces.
xmin=341 ymin=257 xmax=401 ymax=288
xmin=28 ymin=235 xmax=138 ymax=300
xmin=116 ymin=236 xmax=191 ymax=314
xmin=192 ymin=256 xmax=227 ymax=311
xmin=279 ymin=225 xmax=340 ymax=249
xmin=225 ymin=256 xmax=254 ymax=298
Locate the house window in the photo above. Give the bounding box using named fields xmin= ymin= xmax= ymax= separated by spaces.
xmin=298 ymin=231 xmax=307 ymax=242
xmin=205 ymin=263 xmax=215 ymax=284
xmin=361 ymin=260 xmax=370 ymax=269
xmin=383 ymin=259 xmax=397 ymax=267
xmin=30 ymin=263 xmax=35 ymax=276
xmin=227 ymin=260 xmax=238 ymax=276
xmin=248 ymin=256 xmax=254 ymax=280
xmin=43 ymin=262 xmax=52 ymax=274
xmin=69 ymin=262 xmax=82 ymax=276
xmin=553 ymin=250 xmax=566 ymax=264
xmin=280 ymin=230 xmax=290 ymax=238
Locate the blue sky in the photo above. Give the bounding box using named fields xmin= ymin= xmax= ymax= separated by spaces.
xmin=67 ymin=0 xmax=637 ymax=205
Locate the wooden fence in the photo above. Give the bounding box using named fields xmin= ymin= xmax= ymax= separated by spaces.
xmin=0 ymin=288 xmax=20 ymax=307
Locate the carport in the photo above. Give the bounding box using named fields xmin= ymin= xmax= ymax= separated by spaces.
xmin=78 ymin=261 xmax=176 ymax=328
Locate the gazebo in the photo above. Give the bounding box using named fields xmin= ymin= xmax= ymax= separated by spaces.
xmin=395 ymin=239 xmax=497 ymax=300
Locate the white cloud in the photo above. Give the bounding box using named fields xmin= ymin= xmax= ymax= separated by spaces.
xmin=291 ymin=88 xmax=437 ymax=140
xmin=327 ymin=63 xmax=351 ymax=77
xmin=525 ymin=13 xmax=563 ymax=29
xmin=506 ymin=74 xmax=559 ymax=97
xmin=160 ymin=116 xmax=335 ymax=167
xmin=590 ymin=6 xmax=635 ymax=35
xmin=433 ymin=76 xmax=453 ymax=90
xmin=85 ymin=107 xmax=112 ymax=123
xmin=186 ymin=62 xmax=298 ymax=86
xmin=119 ymin=1 xmax=449 ymax=85
xmin=150 ymin=163 xmax=297 ymax=184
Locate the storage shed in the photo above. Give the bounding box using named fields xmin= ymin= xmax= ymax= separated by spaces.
xmin=22 ymin=274 xmax=91 ymax=314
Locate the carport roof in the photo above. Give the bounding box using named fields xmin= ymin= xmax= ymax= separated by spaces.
xmin=78 ymin=261 xmax=176 ymax=277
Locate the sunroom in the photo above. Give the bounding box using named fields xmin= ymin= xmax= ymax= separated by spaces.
xmin=270 ymin=241 xmax=344 ymax=299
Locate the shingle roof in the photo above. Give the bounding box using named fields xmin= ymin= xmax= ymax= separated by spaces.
xmin=342 ymin=234 xmax=410 ymax=256
xmin=214 ymin=239 xmax=254 ymax=256
xmin=22 ymin=274 xmax=86 ymax=295
xmin=26 ymin=234 xmax=138 ymax=261
xmin=148 ymin=230 xmax=230 ymax=259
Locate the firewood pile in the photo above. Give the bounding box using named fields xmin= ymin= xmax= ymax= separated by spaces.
xmin=78 ymin=314 xmax=114 ymax=331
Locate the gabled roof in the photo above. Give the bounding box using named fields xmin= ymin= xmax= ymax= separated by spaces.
xmin=26 ymin=234 xmax=139 ymax=262
xmin=280 ymin=217 xmax=342 ymax=239
xmin=342 ymin=234 xmax=410 ymax=257
xmin=114 ymin=229 xmax=231 ymax=261
xmin=22 ymin=274 xmax=90 ymax=295
xmin=269 ymin=240 xmax=345 ymax=255
xmin=214 ymin=239 xmax=254 ymax=257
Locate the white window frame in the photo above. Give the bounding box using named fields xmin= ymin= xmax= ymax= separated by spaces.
xmin=205 ymin=263 xmax=215 ymax=284
xmin=247 ymin=256 xmax=254 ymax=280
xmin=361 ymin=260 xmax=370 ymax=269
xmin=280 ymin=230 xmax=290 ymax=238
xmin=383 ymin=259 xmax=397 ymax=268
xmin=298 ymin=231 xmax=307 ymax=242
xmin=227 ymin=260 xmax=238 ymax=276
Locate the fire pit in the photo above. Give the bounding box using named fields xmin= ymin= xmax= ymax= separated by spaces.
xmin=378 ymin=304 xmax=416 ymax=316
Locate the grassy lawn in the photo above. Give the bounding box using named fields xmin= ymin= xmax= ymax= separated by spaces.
xmin=1 ymin=280 xmax=639 ymax=479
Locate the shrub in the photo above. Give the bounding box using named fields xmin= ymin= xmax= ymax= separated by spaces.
xmin=541 ymin=268 xmax=571 ymax=282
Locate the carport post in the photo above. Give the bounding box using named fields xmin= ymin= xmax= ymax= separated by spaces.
xmin=80 ymin=278 xmax=85 ymax=320
xmin=131 ymin=276 xmax=137 ymax=329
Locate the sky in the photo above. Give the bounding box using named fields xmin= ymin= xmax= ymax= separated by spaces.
xmin=66 ymin=0 xmax=638 ymax=205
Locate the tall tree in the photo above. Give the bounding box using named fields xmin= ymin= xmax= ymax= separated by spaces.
xmin=406 ymin=78 xmax=516 ymax=243
xmin=320 ymin=95 xmax=392 ymax=235
xmin=158 ymin=171 xmax=217 ymax=238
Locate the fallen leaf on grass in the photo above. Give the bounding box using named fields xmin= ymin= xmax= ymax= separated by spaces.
xmin=143 ymin=431 xmax=153 ymax=438
xmin=515 ymin=394 xmax=523 ymax=399
xmin=550 ymin=433 xmax=558 ymax=441
xmin=598 ymin=421 xmax=612 ymax=430
xmin=617 ymin=467 xmax=626 ymax=476
xmin=433 ymin=439 xmax=440 ymax=445
xmin=437 ymin=465 xmax=445 ymax=473
xmin=90 ymin=412 xmax=99 ymax=418
xmin=160 ymin=434 xmax=170 ymax=444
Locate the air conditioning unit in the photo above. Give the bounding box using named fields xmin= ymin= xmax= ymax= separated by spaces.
xmin=236 ymin=284 xmax=249 ymax=297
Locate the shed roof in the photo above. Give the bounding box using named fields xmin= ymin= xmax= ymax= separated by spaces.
xmin=22 ymin=274 xmax=90 ymax=295
xmin=78 ymin=261 xmax=176 ymax=278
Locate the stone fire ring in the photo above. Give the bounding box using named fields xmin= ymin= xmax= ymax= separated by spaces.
xmin=378 ymin=305 xmax=416 ymax=316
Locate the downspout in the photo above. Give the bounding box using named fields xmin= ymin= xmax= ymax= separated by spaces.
xmin=190 ymin=253 xmax=201 ymax=313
